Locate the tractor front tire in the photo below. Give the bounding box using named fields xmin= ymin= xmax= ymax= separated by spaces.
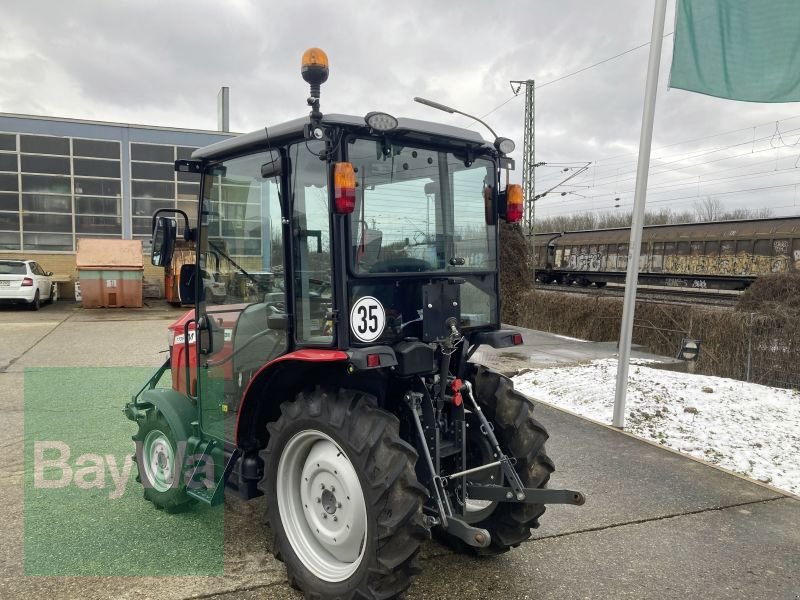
xmin=260 ymin=387 xmax=428 ymax=600
xmin=132 ymin=411 xmax=193 ymax=512
xmin=451 ymin=364 xmax=554 ymax=556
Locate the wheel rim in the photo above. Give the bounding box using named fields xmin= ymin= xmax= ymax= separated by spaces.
xmin=143 ymin=429 xmax=176 ymax=493
xmin=277 ymin=429 xmax=368 ymax=583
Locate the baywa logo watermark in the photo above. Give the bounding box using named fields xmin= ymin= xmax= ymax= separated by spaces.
xmin=33 ymin=440 xmax=215 ymax=499
xmin=24 ymin=367 xmax=224 ymax=576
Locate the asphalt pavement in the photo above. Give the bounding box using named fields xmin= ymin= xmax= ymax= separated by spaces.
xmin=0 ymin=303 xmax=797 ymax=599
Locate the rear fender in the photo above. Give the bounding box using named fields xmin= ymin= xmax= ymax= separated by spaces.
xmin=235 ymin=350 xmax=349 ymax=449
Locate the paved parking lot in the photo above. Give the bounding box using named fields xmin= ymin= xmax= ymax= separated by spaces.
xmin=1 ymin=302 xmax=798 ymax=599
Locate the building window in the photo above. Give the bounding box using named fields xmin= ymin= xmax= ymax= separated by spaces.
xmin=0 ymin=129 xmax=213 ymax=253
xmin=71 ymin=137 xmax=122 ymax=242
xmin=0 ymin=135 xmax=19 ymax=249
xmin=20 ymin=135 xmax=70 ymax=155
xmin=0 ymin=132 xmax=124 ymax=251
xmin=73 ymin=158 xmax=120 ymax=178
xmin=73 ymin=139 xmax=119 ymax=159
xmin=0 ymin=153 xmax=17 ymax=172
xmin=0 ymin=133 xmax=16 ymax=152
xmin=131 ymin=143 xmax=174 ymax=163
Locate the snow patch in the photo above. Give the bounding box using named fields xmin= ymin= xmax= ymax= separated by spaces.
xmin=513 ymin=358 xmax=800 ymax=496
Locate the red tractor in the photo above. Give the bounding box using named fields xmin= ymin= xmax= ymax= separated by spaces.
xmin=125 ymin=48 xmax=583 ymax=599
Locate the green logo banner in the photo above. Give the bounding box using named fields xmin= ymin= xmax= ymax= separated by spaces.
xmin=24 ymin=367 xmax=223 ymax=576
xmin=670 ymin=0 xmax=800 ymax=103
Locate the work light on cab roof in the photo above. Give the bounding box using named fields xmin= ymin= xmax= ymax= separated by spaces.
xmin=364 ymin=111 xmax=398 ymax=132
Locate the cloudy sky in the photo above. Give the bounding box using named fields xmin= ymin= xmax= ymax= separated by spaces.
xmin=2 ymin=0 xmax=799 ymax=221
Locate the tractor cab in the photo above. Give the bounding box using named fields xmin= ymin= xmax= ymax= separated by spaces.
xmin=149 ymin=50 xmax=520 ymax=445
xmin=127 ymin=48 xmax=582 ymax=600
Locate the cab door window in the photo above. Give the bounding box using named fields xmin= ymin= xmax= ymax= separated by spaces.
xmin=290 ymin=141 xmax=333 ymax=344
xmin=198 ymin=150 xmax=286 ymax=440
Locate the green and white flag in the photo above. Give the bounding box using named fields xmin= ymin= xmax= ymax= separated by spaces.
xmin=670 ymin=0 xmax=800 ymax=103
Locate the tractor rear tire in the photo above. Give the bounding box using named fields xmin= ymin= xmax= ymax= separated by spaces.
xmin=260 ymin=387 xmax=428 ymax=600
xmin=132 ymin=411 xmax=194 ymax=512
xmin=447 ymin=364 xmax=554 ymax=556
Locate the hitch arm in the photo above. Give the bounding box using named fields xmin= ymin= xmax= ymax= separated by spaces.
xmin=403 ymin=392 xmax=492 ymax=549
xmin=467 ymin=484 xmax=585 ymax=506
xmin=461 ymin=380 xmax=526 ymax=499
xmin=403 ymin=392 xmax=453 ymax=527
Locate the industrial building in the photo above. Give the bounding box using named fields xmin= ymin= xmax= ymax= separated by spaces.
xmin=0 ymin=112 xmax=234 ymax=297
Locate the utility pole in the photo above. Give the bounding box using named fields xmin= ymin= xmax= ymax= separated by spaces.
xmin=613 ymin=0 xmax=668 ymax=428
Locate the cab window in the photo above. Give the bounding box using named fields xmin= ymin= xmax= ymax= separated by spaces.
xmin=290 ymin=141 xmax=333 ymax=344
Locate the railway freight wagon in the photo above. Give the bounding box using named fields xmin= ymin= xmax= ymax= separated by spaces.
xmin=535 ymin=217 xmax=800 ymax=290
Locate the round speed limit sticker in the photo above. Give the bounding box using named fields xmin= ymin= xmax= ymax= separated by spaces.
xmin=350 ymin=296 xmax=386 ymax=343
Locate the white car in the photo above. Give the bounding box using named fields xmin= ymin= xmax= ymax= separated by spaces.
xmin=201 ymin=269 xmax=227 ymax=303
xmin=0 ymin=260 xmax=55 ymax=310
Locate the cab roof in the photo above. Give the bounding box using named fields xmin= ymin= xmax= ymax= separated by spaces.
xmin=192 ymin=113 xmax=492 ymax=162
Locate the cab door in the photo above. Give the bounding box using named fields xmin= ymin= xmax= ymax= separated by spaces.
xmin=195 ymin=150 xmax=288 ymax=442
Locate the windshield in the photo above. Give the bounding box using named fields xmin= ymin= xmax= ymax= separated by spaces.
xmin=347 ymin=138 xmax=496 ymax=274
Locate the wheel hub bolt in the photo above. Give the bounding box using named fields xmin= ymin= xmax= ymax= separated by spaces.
xmin=336 ymin=502 xmax=342 ymax=508
xmin=322 ymin=513 xmax=328 ymax=519
xmin=320 ymin=483 xmax=326 ymax=490
xmin=330 ymin=486 xmax=335 ymax=492
xmin=316 ymin=497 xmax=321 ymax=503
xmin=333 ymin=515 xmax=338 ymax=522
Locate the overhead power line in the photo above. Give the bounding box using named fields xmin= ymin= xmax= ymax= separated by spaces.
xmin=472 ymin=31 xmax=676 ymax=125
xmin=579 ymin=125 xmax=800 ymax=189
xmin=539 ymin=181 xmax=800 ymax=219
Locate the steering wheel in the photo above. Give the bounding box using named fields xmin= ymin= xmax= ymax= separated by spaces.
xmin=368 ymin=257 xmax=430 ymax=273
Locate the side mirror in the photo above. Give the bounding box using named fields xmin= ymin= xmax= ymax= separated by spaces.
xmin=151 ymin=216 xmax=177 ymax=267
xmin=45 ymin=271 xmax=53 ymax=276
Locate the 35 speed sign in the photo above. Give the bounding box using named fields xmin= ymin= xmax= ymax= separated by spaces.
xmin=350 ymin=296 xmax=386 ymax=343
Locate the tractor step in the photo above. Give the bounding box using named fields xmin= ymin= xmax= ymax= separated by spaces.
xmin=187 ymin=485 xmax=216 ymax=504
xmin=185 ymin=446 xmax=241 ymax=506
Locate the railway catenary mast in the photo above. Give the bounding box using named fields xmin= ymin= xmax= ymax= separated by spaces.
xmin=511 ymin=79 xmax=536 ymax=239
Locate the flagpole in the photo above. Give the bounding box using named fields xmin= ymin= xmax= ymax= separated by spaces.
xmin=613 ymin=0 xmax=668 ymax=428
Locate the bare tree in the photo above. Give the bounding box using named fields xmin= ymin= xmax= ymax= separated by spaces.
xmin=694 ymin=196 xmax=723 ymax=222
xmin=533 ymin=203 xmax=773 ymax=234
xmin=748 ymin=207 xmax=774 ymax=219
